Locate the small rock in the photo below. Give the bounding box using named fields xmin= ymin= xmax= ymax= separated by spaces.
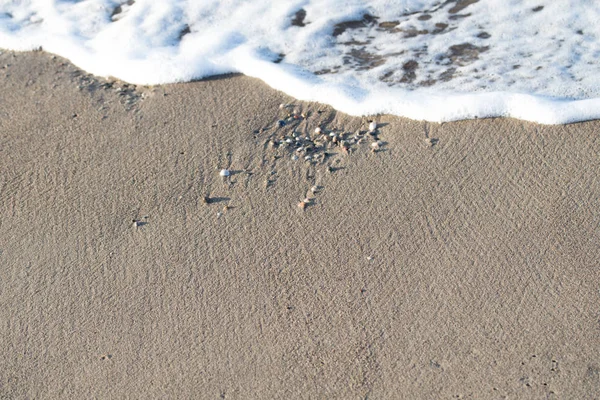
xmin=314 ymin=127 xmax=322 ymax=134
xmin=219 ymin=169 xmax=230 ymax=177
xmin=369 ymin=121 xmax=377 ymax=132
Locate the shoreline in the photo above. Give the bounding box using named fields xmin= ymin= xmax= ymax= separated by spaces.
xmin=1 ymin=51 xmax=599 ymax=398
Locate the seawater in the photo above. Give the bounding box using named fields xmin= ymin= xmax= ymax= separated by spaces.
xmin=1 ymin=0 xmax=600 ymax=124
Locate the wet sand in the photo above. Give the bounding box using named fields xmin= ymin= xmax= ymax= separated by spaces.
xmin=1 ymin=51 xmax=599 ymax=399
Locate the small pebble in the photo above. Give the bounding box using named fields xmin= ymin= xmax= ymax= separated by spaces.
xmin=369 ymin=121 xmax=377 ymax=132
xmin=219 ymin=169 xmax=230 ymax=177
xmin=314 ymin=127 xmax=322 ymax=134
xmin=298 ymin=201 xmax=307 ymax=210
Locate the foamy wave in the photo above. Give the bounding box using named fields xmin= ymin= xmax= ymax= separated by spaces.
xmin=1 ymin=0 xmax=600 ymax=124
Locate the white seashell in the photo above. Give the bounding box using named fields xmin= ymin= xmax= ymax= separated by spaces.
xmin=219 ymin=169 xmax=230 ymax=177
xmin=369 ymin=121 xmax=377 ymax=132
xmin=285 ymin=138 xmax=293 ymax=143
xmin=314 ymin=127 xmax=322 ymax=134
xmin=304 ymin=155 xmax=312 ymax=161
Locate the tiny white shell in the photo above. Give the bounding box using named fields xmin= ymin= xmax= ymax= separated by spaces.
xmin=219 ymin=169 xmax=230 ymax=177
xmin=369 ymin=121 xmax=377 ymax=132
xmin=314 ymin=127 xmax=322 ymax=134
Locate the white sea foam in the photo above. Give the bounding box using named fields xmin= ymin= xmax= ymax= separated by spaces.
xmin=1 ymin=0 xmax=600 ymax=124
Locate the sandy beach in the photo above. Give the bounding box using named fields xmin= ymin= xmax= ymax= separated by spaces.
xmin=1 ymin=51 xmax=599 ymax=399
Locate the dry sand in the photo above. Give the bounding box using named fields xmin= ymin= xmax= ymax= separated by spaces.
xmin=1 ymin=51 xmax=599 ymax=399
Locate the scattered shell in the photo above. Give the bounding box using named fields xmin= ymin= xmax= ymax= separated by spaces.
xmin=310 ymin=185 xmax=318 ymax=193
xmin=371 ymin=141 xmax=381 ymax=150
xmin=219 ymin=169 xmax=230 ymax=177
xmin=314 ymin=127 xmax=322 ymax=134
xmin=279 ymin=103 xmax=286 ymax=109
xmin=216 ymin=211 xmax=223 ymax=218
xmin=285 ymin=138 xmax=293 ymax=144
xmin=366 ymin=256 xmax=374 ymax=261
xmin=304 ymin=155 xmax=312 ymax=161
xmin=368 ymin=121 xmax=377 ymax=132
xmin=291 ymin=154 xmax=299 ymax=161
xmin=298 ymin=201 xmax=307 ymax=210
xmin=303 ymin=198 xmax=311 ymax=204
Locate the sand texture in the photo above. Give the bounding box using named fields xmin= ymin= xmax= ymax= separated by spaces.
xmin=1 ymin=51 xmax=599 ymax=399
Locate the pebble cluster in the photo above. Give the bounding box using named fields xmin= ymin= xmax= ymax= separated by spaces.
xmin=214 ymin=103 xmax=388 ymax=213
xmin=262 ymin=104 xmax=385 ymax=167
